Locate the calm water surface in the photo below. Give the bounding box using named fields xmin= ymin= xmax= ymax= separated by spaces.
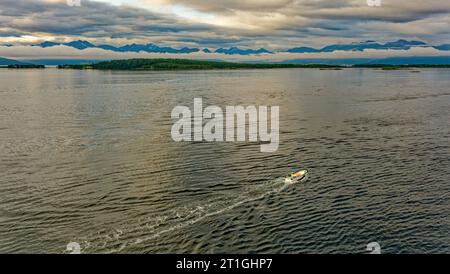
xmin=0 ymin=68 xmax=449 ymax=253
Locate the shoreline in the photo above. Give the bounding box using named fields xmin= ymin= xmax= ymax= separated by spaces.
xmin=2 ymin=58 xmax=450 ymax=71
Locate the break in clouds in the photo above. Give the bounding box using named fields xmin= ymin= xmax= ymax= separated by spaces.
xmin=1 ymin=0 xmax=450 ymax=56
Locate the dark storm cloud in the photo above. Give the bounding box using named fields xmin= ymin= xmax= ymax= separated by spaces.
xmin=0 ymin=0 xmax=212 ymax=41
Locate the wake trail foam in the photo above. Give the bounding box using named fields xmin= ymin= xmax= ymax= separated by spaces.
xmin=76 ymin=176 xmax=301 ymax=253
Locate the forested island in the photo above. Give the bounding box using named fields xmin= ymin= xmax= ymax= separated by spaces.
xmin=57 ymin=59 xmax=344 ymax=70
xmin=56 ymin=59 xmax=450 ymax=71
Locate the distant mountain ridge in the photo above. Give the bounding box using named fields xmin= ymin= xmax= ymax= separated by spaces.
xmin=33 ymin=40 xmax=201 ymax=54
xmin=434 ymin=44 xmax=450 ymax=51
xmin=287 ymin=39 xmax=429 ymax=53
xmin=3 ymin=39 xmax=448 ymax=56
xmin=0 ymin=57 xmax=27 ymax=66
xmin=32 ymin=40 xmax=275 ymax=55
xmin=215 ymin=47 xmax=273 ymax=55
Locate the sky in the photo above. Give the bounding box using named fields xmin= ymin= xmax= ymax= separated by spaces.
xmin=1 ymin=0 xmax=450 ymax=60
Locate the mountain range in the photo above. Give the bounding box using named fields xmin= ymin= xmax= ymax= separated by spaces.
xmin=287 ymin=40 xmax=429 ymax=53
xmin=35 ymin=40 xmax=201 ymax=54
xmin=23 ymin=39 xmax=450 ymax=56
xmin=215 ymin=47 xmax=273 ymax=55
xmin=0 ymin=57 xmax=27 ymax=66
xmin=3 ymin=39 xmax=450 ymax=66
xmin=32 ymin=40 xmax=273 ymax=55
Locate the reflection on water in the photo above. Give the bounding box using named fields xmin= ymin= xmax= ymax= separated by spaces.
xmin=0 ymin=68 xmax=449 ymax=253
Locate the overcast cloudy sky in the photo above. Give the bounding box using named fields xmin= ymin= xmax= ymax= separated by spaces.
xmin=1 ymin=0 xmax=450 ymax=60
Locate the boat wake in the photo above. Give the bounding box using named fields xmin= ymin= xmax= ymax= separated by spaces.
xmin=73 ymin=175 xmax=307 ymax=253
